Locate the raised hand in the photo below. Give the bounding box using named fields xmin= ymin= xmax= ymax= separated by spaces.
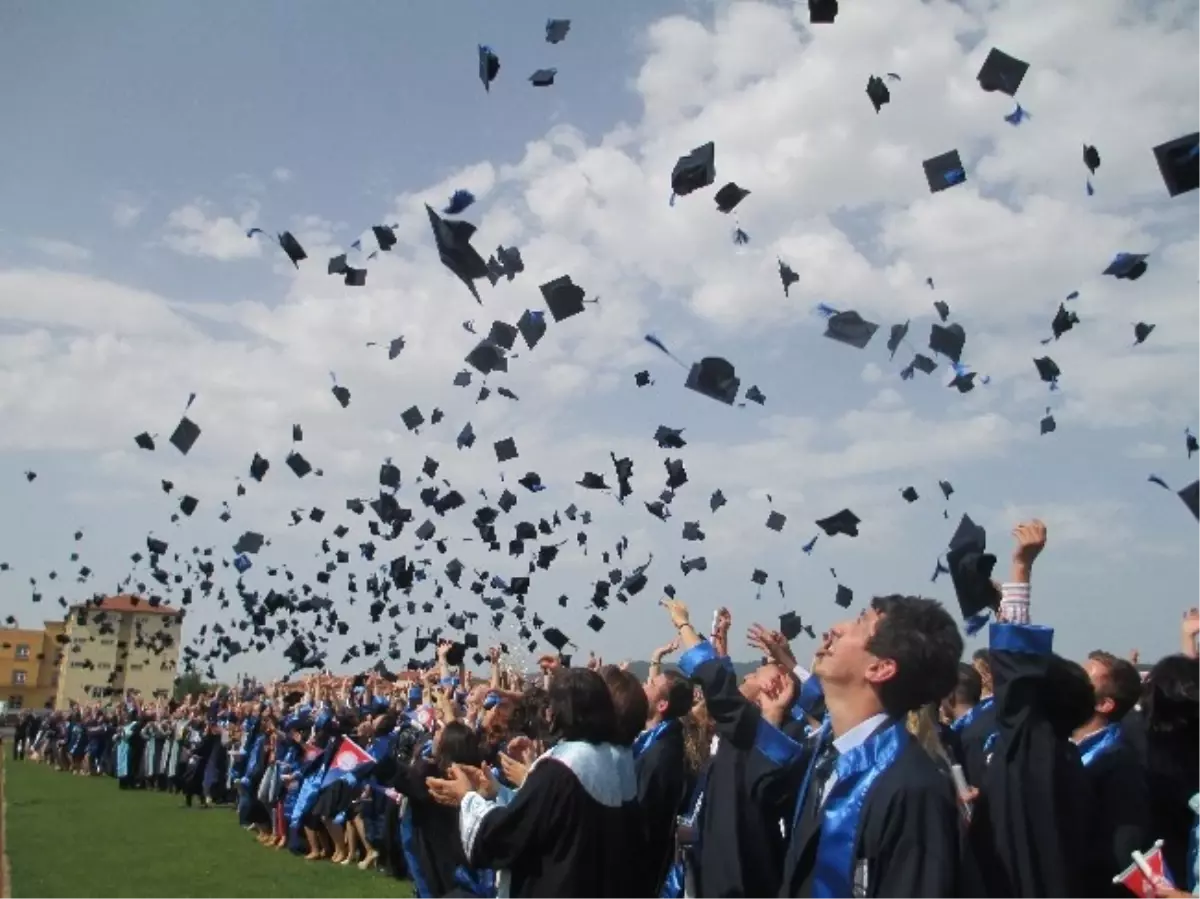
xmin=660 ymin=597 xmax=690 ymax=630
xmin=650 ymin=636 xmax=681 ymax=662
xmin=1010 ymin=519 xmax=1047 ymax=579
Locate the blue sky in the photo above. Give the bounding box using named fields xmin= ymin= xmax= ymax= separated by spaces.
xmin=0 ymin=0 xmax=1196 ymax=681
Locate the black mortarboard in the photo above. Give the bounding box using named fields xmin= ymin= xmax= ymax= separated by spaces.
xmin=1133 ymin=322 xmax=1155 ymax=345
xmin=977 ymin=48 xmax=1029 ymax=96
xmin=634 ymin=370 xmax=652 ymax=387
xmin=654 ymin=425 xmax=687 ymax=449
xmin=835 ymin=584 xmax=853 ymax=608
xmin=939 ymin=480 xmax=954 ymax=500
xmin=929 ymin=322 xmax=966 ymax=363
xmin=901 ymin=486 xmax=919 ymax=503
xmin=1179 ymin=480 xmax=1199 ymax=520
xmin=1050 ymin=304 xmax=1078 ymax=340
xmin=910 ymin=353 xmax=938 ymax=375
xmin=744 ymin=385 xmax=766 ymax=405
xmin=544 ymin=627 xmax=571 ymax=651
xmin=681 ymin=521 xmax=705 ymax=542
xmin=1103 ymin=253 xmax=1149 ymax=281
xmin=866 ymin=75 xmax=890 ymax=113
xmin=328 ymin=254 xmax=348 ymax=275
xmin=1151 ymin=133 xmax=1198 ymax=197
xmin=809 ymin=0 xmax=838 ymax=23
xmin=134 ymin=432 xmax=155 ymax=451
xmin=249 ymin=452 xmax=270 ymax=482
xmin=286 ymin=451 xmax=312 ymax=478
xmin=372 ymin=225 xmax=397 ymax=253
xmin=1039 ymin=409 xmax=1056 ymax=435
xmin=816 ymin=509 xmax=860 ymax=537
xmin=751 ymin=568 xmax=768 ymax=586
xmin=710 ymin=489 xmax=726 ymax=512
xmin=766 ymin=511 xmax=787 ymax=532
xmin=494 ymin=438 xmax=518 ymax=463
xmin=585 ymin=614 xmax=605 ymax=633
xmin=923 ymin=150 xmax=967 ymax=193
xmin=1033 ymin=356 xmax=1061 ymax=386
xmin=779 ymin=259 xmax=800 ymax=296
xmin=529 ymin=68 xmax=557 ymax=87
xmin=478 ymin=45 xmax=500 ymax=92
xmin=685 ymin=357 xmax=740 ymax=405
xmin=779 ymin=611 xmax=803 ymax=640
xmin=671 ymin=142 xmax=716 ymax=198
xmin=825 ymin=311 xmax=879 ymax=349
xmin=545 ymin=18 xmax=570 ymax=43
xmin=886 ymin=321 xmax=909 ymax=359
xmin=664 ymin=458 xmax=687 ymax=489
xmin=714 ymin=182 xmax=750 ymax=213
xmin=497 ymin=490 xmax=517 ymax=513
xmin=401 ymin=406 xmax=425 ymax=432
xmin=426 ymin=204 xmax=489 ymax=302
xmin=292 ymin=424 xmax=303 ymax=441
xmin=1083 ymin=144 xmax=1101 ymax=175
xmin=343 ymin=268 xmax=367 ymax=288
xmin=179 ymin=495 xmax=198 ymax=517
xmin=332 ymin=385 xmax=351 ymax=408
xmin=234 ymin=531 xmax=265 ymax=555
xmin=147 ymin=536 xmax=168 ymax=556
xmin=949 ymin=370 xmax=976 ymax=394
xmin=169 ymin=417 xmax=201 ymax=455
xmin=681 ymin=556 xmax=707 ymax=574
xmin=465 ymin=340 xmax=508 ymax=375
xmin=540 ymin=275 xmax=586 ymax=321
xmin=488 ymin=321 xmax=518 ymax=351
xmin=577 ymin=472 xmax=609 ymax=490
xmin=380 ymin=461 xmax=401 ymax=490
xmin=945 ymin=513 xmax=1000 ymax=618
xmin=516 ymin=309 xmax=546 ymax=349
xmin=415 ymin=520 xmax=436 ymax=542
xmin=421 ymin=456 xmax=439 ymax=479
xmin=934 ymin=300 xmax=950 ymax=323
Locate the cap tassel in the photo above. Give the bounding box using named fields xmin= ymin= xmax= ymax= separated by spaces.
xmin=1086 ymin=179 xmax=1095 ymax=196
xmin=668 ymin=191 xmax=677 ymax=208
xmin=643 ymin=334 xmax=689 ymax=369
xmin=184 ymin=392 xmax=197 ymax=411
xmin=1003 ymin=103 xmax=1030 ymax=126
xmin=814 ymin=303 xmax=840 ymax=319
xmin=964 ymin=609 xmax=992 ymax=635
xmin=733 ymin=227 xmax=750 ymax=245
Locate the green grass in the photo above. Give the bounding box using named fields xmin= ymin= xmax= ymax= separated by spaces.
xmin=5 ymin=760 xmax=413 ymax=897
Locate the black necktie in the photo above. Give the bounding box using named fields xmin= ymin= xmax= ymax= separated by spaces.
xmin=803 ymin=743 xmax=840 ymax=825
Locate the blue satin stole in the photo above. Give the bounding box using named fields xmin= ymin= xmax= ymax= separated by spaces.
xmin=792 ymin=719 xmax=909 ymax=898
xmin=1077 ymin=722 xmax=1122 ymax=768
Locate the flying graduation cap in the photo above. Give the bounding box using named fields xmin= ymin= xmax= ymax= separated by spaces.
xmin=545 ymin=18 xmax=570 ymax=43
xmin=685 ymin=357 xmax=740 ymax=405
xmin=923 ymin=150 xmax=967 ymax=193
xmin=246 ymin=229 xmax=307 ymax=267
xmin=539 ymin=275 xmax=587 ymax=321
xmin=670 ymin=142 xmax=716 ymax=204
xmin=822 ymin=308 xmax=879 ymax=349
xmin=529 ymin=69 xmax=557 ymax=87
xmin=714 ymin=182 xmax=750 ymax=213
xmin=478 ymin=45 xmax=500 ymax=92
xmin=1083 ymin=143 xmax=1101 ymax=195
xmin=977 ymin=48 xmax=1029 ymax=96
xmin=945 ymin=514 xmax=1000 ymax=629
xmin=1152 ymin=133 xmax=1199 ymax=198
xmin=426 ymin=205 xmax=490 ymax=302
xmin=866 ymin=75 xmax=890 ymax=113
xmin=1103 ymin=253 xmax=1149 ymax=281
xmin=809 ymin=0 xmax=838 ymax=23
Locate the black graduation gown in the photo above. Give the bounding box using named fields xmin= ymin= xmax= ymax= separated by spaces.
xmin=393 ymin=757 xmax=472 ymax=898
xmin=957 ymin=700 xmax=998 ymax=787
xmin=966 ymin=623 xmax=1095 ymax=898
xmin=462 ymin=741 xmax=642 ymax=898
xmin=1081 ymin=734 xmax=1152 ymax=897
xmin=679 ymin=640 xmax=806 ymax=898
xmin=635 ymin=721 xmax=689 ymax=894
xmin=780 ymin=723 xmax=962 ymax=897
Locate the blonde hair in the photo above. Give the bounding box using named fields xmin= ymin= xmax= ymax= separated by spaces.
xmin=907 ymin=702 xmax=952 ymax=769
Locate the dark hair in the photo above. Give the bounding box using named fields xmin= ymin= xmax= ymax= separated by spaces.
xmin=512 ymin=686 xmax=551 ymax=743
xmin=1087 ymin=650 xmax=1141 ymax=722
xmin=435 ymin=721 xmax=483 ymax=772
xmin=600 ymin=665 xmax=649 ymax=747
xmin=661 ymin=670 xmax=693 ymax=721
xmin=866 ymin=595 xmax=963 ymax=717
xmin=1047 ymin=656 xmax=1096 ymax=737
xmin=1141 ymin=654 xmax=1199 ymax=740
xmin=953 ymin=662 xmax=983 ymax=707
xmin=548 ymin=668 xmax=618 ymax=745
xmin=374 ymin=713 xmax=397 ymax=737
xmin=971 ymin=647 xmax=991 ymax=670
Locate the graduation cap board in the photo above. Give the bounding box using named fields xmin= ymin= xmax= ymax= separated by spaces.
xmin=671 ymin=142 xmax=716 ymax=199
xmin=1151 ymin=132 xmax=1199 ymax=197
xmin=685 ymin=357 xmax=740 ymax=405
xmin=977 ymin=48 xmax=1029 ymax=96
xmin=923 ymin=151 xmax=966 ymax=193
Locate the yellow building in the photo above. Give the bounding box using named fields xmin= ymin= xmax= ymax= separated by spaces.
xmin=54 ymin=595 xmax=182 ymax=709
xmin=0 ymin=621 xmax=65 ymax=711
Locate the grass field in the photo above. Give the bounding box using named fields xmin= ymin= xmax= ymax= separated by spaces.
xmin=4 ymin=760 xmax=413 ymax=898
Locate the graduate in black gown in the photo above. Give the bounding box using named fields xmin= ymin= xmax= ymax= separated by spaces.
xmin=778 ymin=593 xmax=964 ymax=897
xmin=1074 ymin=650 xmax=1152 ymax=896
xmin=943 ymin=662 xmax=995 ymax=788
xmin=966 ymin=520 xmax=1097 ymax=898
xmin=635 ymin=646 xmax=693 ymax=895
xmin=663 ymin=597 xmax=807 ymax=898
xmin=430 ymin=667 xmax=642 ymax=898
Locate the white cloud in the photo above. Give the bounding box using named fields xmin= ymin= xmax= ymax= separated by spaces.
xmin=272 ymin=167 xmax=293 ymax=183
xmin=27 ymin=238 xmax=92 ymax=264
xmin=161 ymin=200 xmax=262 ymax=261
xmin=0 ymin=0 xmax=1196 ymax=674
xmin=111 ymin=199 xmax=144 ymax=229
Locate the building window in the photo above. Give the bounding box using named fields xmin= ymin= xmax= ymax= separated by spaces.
xmin=129 ymin=664 xmax=144 ymax=671
xmin=96 ymin=662 xmax=112 ymax=670
xmin=70 ymin=661 xmax=88 ymax=669
xmin=88 ymin=687 xmax=106 ymax=699
xmin=100 ymin=639 xmax=115 ymax=646
xmin=76 ymin=613 xmax=88 ymax=626
xmin=15 ymin=644 xmax=29 ymax=660
xmin=12 ymin=671 xmax=27 ymax=685
xmin=6 ymin=696 xmax=21 ymax=710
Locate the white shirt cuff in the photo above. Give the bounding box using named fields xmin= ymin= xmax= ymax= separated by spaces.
xmin=999 ymin=582 xmax=1030 ymax=624
xmin=792 ymin=664 xmax=811 ymax=683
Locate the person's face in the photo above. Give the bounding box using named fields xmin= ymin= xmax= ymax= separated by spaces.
xmin=644 ymin=673 xmax=670 ymax=716
xmin=811 ymin=606 xmax=895 ymax=691
xmin=1083 ymin=658 xmax=1115 ymax=718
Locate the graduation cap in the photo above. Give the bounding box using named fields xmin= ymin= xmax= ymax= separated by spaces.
xmin=866 ymin=75 xmax=890 ymax=113
xmin=456 ymin=423 xmax=476 ymax=450
xmin=778 ymin=259 xmax=800 ymax=297
xmin=465 ymin=340 xmax=508 ymax=375
xmin=809 ymin=0 xmax=838 ymax=23
xmin=233 ymin=531 xmax=265 ymax=555
xmin=670 ymin=142 xmax=716 ymax=200
xmin=654 ymin=425 xmax=687 ymax=450
xmin=516 ymin=309 xmax=546 ymax=349
xmin=545 ymin=17 xmax=571 ymax=42
xmin=577 ymin=472 xmax=609 ymax=490
xmin=1179 ymin=480 xmax=1199 ymax=520
xmin=778 ymin=611 xmax=807 ymax=641
xmin=743 ymin=385 xmax=766 ymax=405
xmin=1033 ymin=356 xmax=1061 ymax=388
xmin=478 ymin=45 xmax=500 ymax=92
xmin=766 ymin=511 xmax=787 ymax=532
xmin=685 ymin=357 xmax=740 ymax=405
xmin=1049 ymin=304 xmax=1079 ymax=341
xmin=886 ymin=321 xmax=909 ymax=359
xmin=1083 ymin=144 xmax=1101 ymax=175
xmin=945 ymin=514 xmax=1000 ymax=619
xmin=681 ymin=557 xmax=707 ymax=574
xmin=835 ymin=584 xmax=853 ymax=608
xmin=169 ymin=416 xmax=201 ymax=455
xmin=529 ymin=68 xmax=557 ymax=87
xmin=824 ymin=311 xmax=879 ymax=349
xmin=1039 ymin=408 xmax=1057 ymax=435
xmin=343 ymin=267 xmax=366 ymax=288
xmin=923 ymin=150 xmax=966 ymax=193
xmin=751 ymin=568 xmax=768 ymax=586
xmin=1151 ymin=132 xmax=1199 ymax=197
xmin=285 ymin=451 xmax=312 ymax=478
xmin=977 ymin=48 xmax=1029 ymax=96
xmin=815 ymin=509 xmax=860 ymax=537
xmin=1133 ymin=322 xmax=1155 ymax=345
xmin=540 ymin=275 xmax=586 ymax=321
xmin=179 ymin=495 xmax=198 ymax=517
xmin=401 ymin=406 xmax=425 ymax=432
xmin=1103 ymin=253 xmax=1149 ymax=281
xmin=929 ymin=322 xmax=966 ymax=363
xmin=426 ymin=205 xmax=489 ymax=303
xmin=488 ymin=320 xmax=518 ymax=351
xmin=494 ymin=437 xmax=518 ymax=463
xmin=709 ymin=489 xmax=727 ymax=513
xmin=543 ymin=627 xmax=572 ymax=651
xmin=714 ymin=182 xmax=750 ymax=213
xmin=901 ymin=486 xmax=919 ymax=503
xmin=134 ymin=432 xmax=155 ymax=451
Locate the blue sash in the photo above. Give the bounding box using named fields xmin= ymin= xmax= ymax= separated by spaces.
xmin=793 ymin=719 xmax=908 ymax=898
xmin=1077 ymin=722 xmax=1122 ymax=767
xmin=950 ymin=696 xmax=994 ymax=733
xmin=633 ymin=719 xmax=676 ymax=760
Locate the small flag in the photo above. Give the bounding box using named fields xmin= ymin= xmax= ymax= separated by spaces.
xmin=1113 ymin=840 xmax=1172 ymax=897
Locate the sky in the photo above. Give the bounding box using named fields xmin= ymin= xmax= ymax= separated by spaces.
xmin=0 ymin=0 xmax=1197 ymax=680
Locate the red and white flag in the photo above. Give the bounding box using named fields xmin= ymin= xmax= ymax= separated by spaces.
xmin=1113 ymin=840 xmax=1173 ymax=898
xmin=320 ymin=737 xmax=374 ymax=787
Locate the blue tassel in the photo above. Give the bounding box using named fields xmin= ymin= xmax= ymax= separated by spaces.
xmin=1086 ymin=179 xmax=1094 ymax=196
xmin=443 ymin=189 xmax=476 ymax=215
xmin=965 ymin=610 xmax=992 ymax=636
xmin=669 ymin=192 xmax=677 ymax=208
xmin=886 ymin=72 xmax=901 ymax=81
xmin=944 ymin=168 xmax=965 ymax=185
xmin=732 ymin=228 xmax=749 ymax=245
xmin=245 ymin=227 xmax=264 ymax=239
xmin=1004 ymin=103 xmax=1029 ymax=125
xmin=802 ymin=535 xmax=818 ymax=554
xmin=815 ymin=303 xmax=840 ymax=319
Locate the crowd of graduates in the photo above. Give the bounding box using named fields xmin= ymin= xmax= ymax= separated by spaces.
xmin=10 ymin=519 xmax=1200 ymax=898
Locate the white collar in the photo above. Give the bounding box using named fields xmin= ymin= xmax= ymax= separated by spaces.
xmin=832 ymin=712 xmax=891 ymax=755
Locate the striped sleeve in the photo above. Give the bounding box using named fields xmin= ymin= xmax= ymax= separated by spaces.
xmin=998 ymin=581 xmax=1030 ymax=625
